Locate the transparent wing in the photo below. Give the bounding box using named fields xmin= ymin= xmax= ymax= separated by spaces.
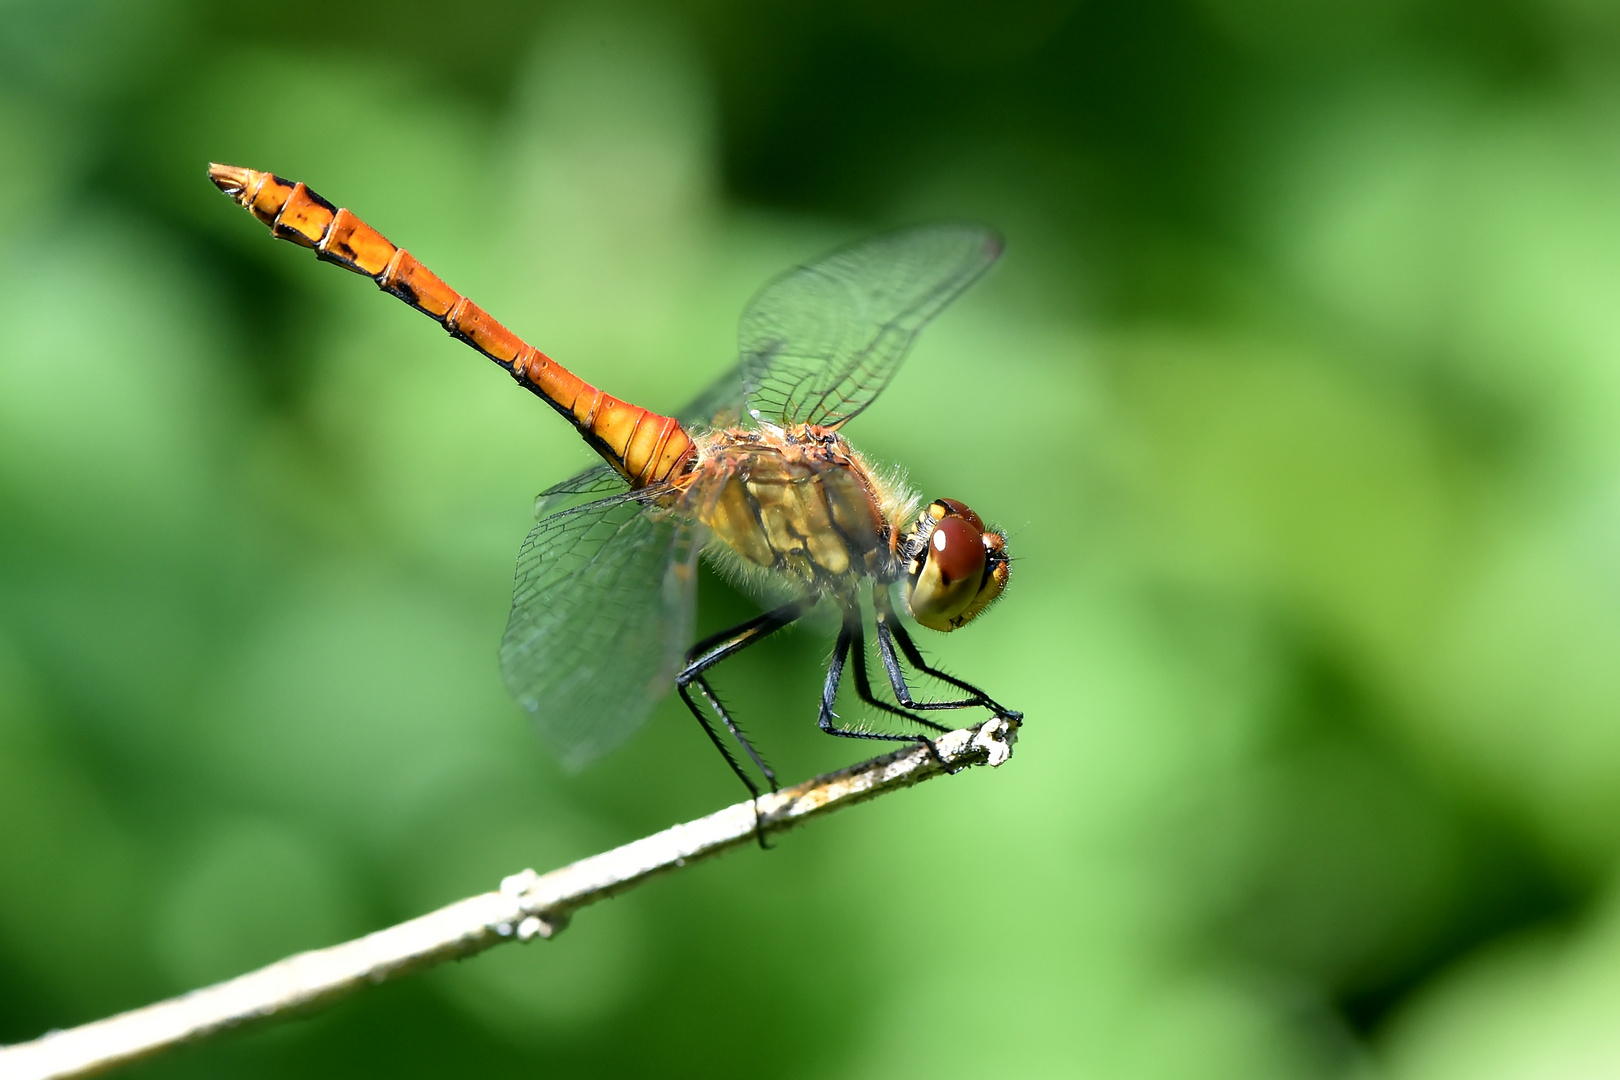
xmin=739 ymin=224 xmax=1002 ymax=429
xmin=531 ymin=340 xmax=749 ymax=515
xmin=671 ymin=356 xmax=748 ymax=432
xmin=500 ymin=491 xmax=702 ymax=769
xmin=533 ymin=463 xmax=629 ymax=518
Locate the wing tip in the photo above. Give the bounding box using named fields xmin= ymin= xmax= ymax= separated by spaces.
xmin=980 ymin=227 xmax=1006 ymax=262
xmin=914 ymin=220 xmax=1006 ymax=264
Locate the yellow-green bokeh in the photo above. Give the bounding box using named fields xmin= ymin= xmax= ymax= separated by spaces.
xmin=4 ymin=1 xmax=1620 ymax=1076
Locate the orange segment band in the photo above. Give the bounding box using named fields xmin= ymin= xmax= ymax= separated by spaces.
xmin=250 ymin=175 xmax=294 ymax=225
xmin=445 ymin=297 xmax=525 ymax=366
xmin=377 ymin=249 xmax=458 ymax=319
xmin=319 ymin=208 xmax=396 ymax=276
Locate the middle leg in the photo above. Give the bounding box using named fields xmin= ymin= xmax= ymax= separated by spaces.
xmin=817 ymin=610 xmax=950 ymax=753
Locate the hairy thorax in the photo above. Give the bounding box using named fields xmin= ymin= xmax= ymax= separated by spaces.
xmin=682 ymin=423 xmax=916 ymax=593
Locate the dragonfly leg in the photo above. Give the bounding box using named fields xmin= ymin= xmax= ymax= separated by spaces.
xmin=817 ymin=615 xmax=948 ymax=771
xmin=848 ymin=620 xmax=952 ymax=735
xmin=677 ymin=600 xmax=806 ymax=847
xmin=677 ymin=679 xmax=762 ymax=796
xmin=873 ymin=591 xmax=1020 ymax=719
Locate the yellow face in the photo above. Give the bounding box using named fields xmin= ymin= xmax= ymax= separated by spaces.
xmin=902 ymin=499 xmax=1010 ymax=632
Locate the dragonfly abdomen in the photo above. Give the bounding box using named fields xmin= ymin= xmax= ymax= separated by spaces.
xmin=206 ymin=164 xmax=695 ymax=488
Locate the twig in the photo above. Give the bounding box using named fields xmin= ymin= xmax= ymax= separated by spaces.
xmin=0 ymin=716 xmax=1018 ymax=1080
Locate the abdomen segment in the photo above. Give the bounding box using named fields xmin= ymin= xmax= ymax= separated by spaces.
xmin=207 ymin=163 xmax=694 ymax=488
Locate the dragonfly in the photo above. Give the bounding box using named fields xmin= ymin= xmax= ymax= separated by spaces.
xmin=209 ymin=163 xmax=1018 ymax=808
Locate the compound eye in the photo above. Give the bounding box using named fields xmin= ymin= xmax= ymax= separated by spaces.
xmin=906 ymin=507 xmax=989 ymax=632
xmin=932 ymin=498 xmax=985 ymax=534
xmin=929 ymin=516 xmax=986 ymax=585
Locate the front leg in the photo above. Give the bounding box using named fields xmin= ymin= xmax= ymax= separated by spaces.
xmin=816 ymin=614 xmax=947 ymax=748
xmin=847 ymin=618 xmax=951 ymax=735
xmin=873 ymin=591 xmax=1020 ymax=719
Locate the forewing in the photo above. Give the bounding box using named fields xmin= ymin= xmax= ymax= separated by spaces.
xmin=739 ymin=224 xmax=1002 ymax=428
xmin=500 ymin=492 xmax=701 ymax=769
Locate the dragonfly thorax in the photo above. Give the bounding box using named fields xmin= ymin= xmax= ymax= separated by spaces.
xmin=687 ymin=424 xmax=915 ymax=594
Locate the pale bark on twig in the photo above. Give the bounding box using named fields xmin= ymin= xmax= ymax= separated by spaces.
xmin=0 ymin=716 xmax=1018 ymax=1080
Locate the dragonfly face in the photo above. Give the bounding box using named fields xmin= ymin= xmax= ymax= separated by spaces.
xmin=899 ymin=499 xmax=1010 ymax=632
xmin=209 ymin=162 xmax=1020 ymax=812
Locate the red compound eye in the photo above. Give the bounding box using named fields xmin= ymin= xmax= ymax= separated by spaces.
xmin=930 ymin=514 xmax=986 ymax=585
xmin=906 ymin=499 xmax=1007 ymax=632
xmin=932 ymin=498 xmax=985 ymax=533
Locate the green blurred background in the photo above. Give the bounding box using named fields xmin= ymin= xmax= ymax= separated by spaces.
xmin=5 ymin=0 xmax=1620 ymax=1076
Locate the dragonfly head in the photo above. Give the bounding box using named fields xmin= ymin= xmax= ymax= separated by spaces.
xmin=900 ymin=499 xmax=1010 ymax=632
